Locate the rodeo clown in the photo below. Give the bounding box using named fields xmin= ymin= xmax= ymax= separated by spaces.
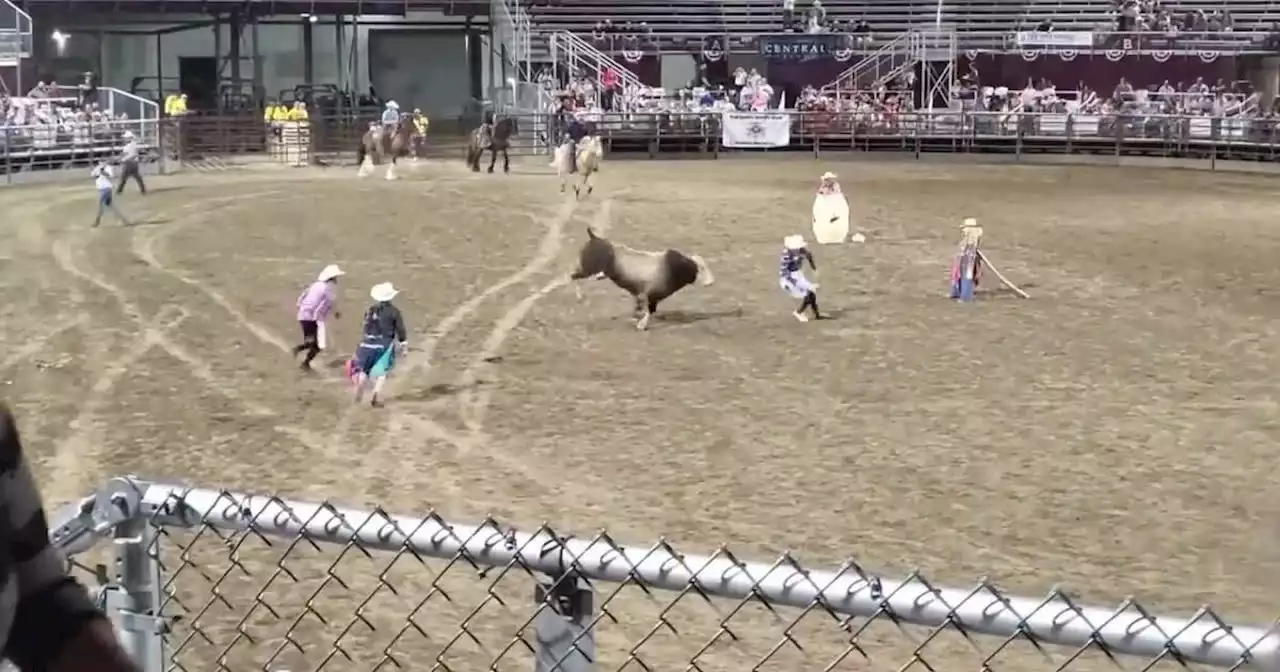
xmin=779 ymin=234 xmax=822 ymax=322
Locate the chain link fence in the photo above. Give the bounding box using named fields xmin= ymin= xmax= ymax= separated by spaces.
xmin=40 ymin=477 xmax=1280 ymax=672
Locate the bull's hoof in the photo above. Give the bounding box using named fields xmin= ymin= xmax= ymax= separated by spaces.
xmin=486 ymin=167 xmax=495 ymax=174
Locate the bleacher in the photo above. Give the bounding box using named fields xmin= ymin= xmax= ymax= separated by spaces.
xmin=1 ymin=0 xmax=160 ymax=176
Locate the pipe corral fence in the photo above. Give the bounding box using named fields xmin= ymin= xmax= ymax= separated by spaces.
xmin=4 ymin=107 xmax=1280 ymax=670
xmin=7 ymin=109 xmax=1280 ymax=182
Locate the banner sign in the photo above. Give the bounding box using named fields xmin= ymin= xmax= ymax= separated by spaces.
xmin=1014 ymin=31 xmax=1094 ymax=48
xmin=1092 ymin=31 xmax=1215 ymax=51
xmin=722 ymin=112 xmax=791 ymax=148
xmin=758 ymin=34 xmax=854 ymax=62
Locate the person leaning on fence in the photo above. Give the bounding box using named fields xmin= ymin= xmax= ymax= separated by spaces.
xmin=288 ymin=101 xmax=309 ymax=122
xmin=163 ymin=92 xmax=187 ymax=117
xmin=115 ymin=130 xmax=146 ymax=196
xmin=91 ymin=161 xmax=132 ymax=228
xmin=0 ymin=404 xmax=144 ymax=672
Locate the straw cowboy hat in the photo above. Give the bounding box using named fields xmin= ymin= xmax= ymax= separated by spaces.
xmin=317 ymin=264 xmax=345 ymax=282
xmin=821 ymin=171 xmax=837 ymax=180
xmin=370 ymin=282 xmax=400 ymax=302
xmin=783 ymin=234 xmax=807 ymax=250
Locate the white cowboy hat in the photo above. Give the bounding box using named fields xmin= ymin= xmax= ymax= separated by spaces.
xmin=121 ymin=130 xmax=134 ymax=139
xmin=783 ymin=234 xmax=807 ymax=250
xmin=385 ymin=101 xmax=399 ymax=109
xmin=821 ymin=172 xmax=837 ymax=180
xmin=317 ymin=264 xmax=345 ymax=282
xmin=961 ymin=217 xmax=979 ymax=228
xmin=370 ymin=282 xmax=400 ymax=302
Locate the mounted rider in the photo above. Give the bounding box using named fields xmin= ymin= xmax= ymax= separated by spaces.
xmin=477 ymin=108 xmax=495 ymax=149
xmin=563 ymin=111 xmax=588 ymax=173
xmin=379 ymin=101 xmax=400 ymax=152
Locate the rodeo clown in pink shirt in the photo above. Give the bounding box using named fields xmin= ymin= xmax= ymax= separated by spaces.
xmin=293 ymin=264 xmax=344 ymax=370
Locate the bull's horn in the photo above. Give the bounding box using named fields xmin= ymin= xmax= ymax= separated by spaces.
xmin=587 ymin=226 xmax=599 ymax=239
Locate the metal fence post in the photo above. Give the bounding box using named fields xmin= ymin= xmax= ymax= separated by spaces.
xmin=533 ymin=572 xmax=595 ymax=672
xmin=103 ymin=515 xmax=166 ymax=672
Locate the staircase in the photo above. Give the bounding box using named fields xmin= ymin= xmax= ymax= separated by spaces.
xmin=821 ymin=30 xmax=954 ymax=95
xmin=820 ymin=32 xmax=914 ymax=94
xmin=0 ymin=0 xmax=32 ymax=94
xmin=549 ymin=31 xmax=645 ymax=92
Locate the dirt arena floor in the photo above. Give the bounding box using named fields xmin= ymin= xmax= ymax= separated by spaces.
xmin=1 ymin=156 xmax=1277 ymax=671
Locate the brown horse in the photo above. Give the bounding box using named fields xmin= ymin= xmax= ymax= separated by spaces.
xmin=357 ymin=119 xmax=414 ymax=180
xmin=465 ymin=117 xmax=519 ymax=174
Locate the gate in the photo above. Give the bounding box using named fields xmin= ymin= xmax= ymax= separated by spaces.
xmin=48 ymin=477 xmax=1280 ymax=671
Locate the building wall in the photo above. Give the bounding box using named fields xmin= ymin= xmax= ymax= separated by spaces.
xmin=31 ymin=10 xmax=494 ymax=113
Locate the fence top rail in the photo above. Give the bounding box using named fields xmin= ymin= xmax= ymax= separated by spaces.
xmin=574 ymin=29 xmax=1274 ymax=50
xmin=50 ymin=476 xmax=1280 ymax=669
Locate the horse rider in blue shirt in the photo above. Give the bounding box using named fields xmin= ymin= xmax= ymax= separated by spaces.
xmin=565 ymin=114 xmax=587 ymax=173
xmin=381 ymin=101 xmax=400 ymax=128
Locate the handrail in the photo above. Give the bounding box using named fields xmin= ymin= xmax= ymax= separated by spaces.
xmin=552 ymin=30 xmax=645 ymax=91
xmin=558 ymin=29 xmax=1274 ymax=54
xmin=821 ymin=32 xmax=915 ymax=94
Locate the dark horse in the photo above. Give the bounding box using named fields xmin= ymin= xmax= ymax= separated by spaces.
xmin=466 ymin=117 xmax=519 ymax=174
xmin=357 ymin=120 xmax=414 ymax=180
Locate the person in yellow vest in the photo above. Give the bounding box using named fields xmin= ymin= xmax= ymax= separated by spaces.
xmin=162 ymin=92 xmax=187 ymax=160
xmin=411 ymin=108 xmax=429 ymax=159
xmin=288 ymin=101 xmax=309 ymax=121
xmin=264 ymin=100 xmax=283 ymax=158
xmin=164 ymin=93 xmax=188 ymax=116
xmin=271 ymin=103 xmax=290 ymax=122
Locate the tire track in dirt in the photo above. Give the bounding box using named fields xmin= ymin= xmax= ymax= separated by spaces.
xmin=128 ymin=180 xmax=483 ymax=503
xmin=49 ymin=306 xmax=189 ymax=499
xmin=391 ymin=197 xmax=580 ymax=389
xmin=452 ymin=198 xmax=614 ymax=435
xmin=48 ymin=204 xmax=335 ymax=492
xmin=132 ymin=191 xmax=294 ymax=351
xmin=355 ymin=196 xmax=582 ymax=501
xmin=131 ymin=190 xmax=390 ymax=496
xmin=0 ymin=189 xmax=91 ymax=381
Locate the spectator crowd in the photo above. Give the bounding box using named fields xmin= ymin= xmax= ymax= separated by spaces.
xmin=2 ymin=76 xmax=136 ymax=155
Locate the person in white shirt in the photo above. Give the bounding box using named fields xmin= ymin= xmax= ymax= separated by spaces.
xmin=115 ymin=130 xmax=146 ymax=195
xmin=91 ymin=162 xmax=132 ymax=228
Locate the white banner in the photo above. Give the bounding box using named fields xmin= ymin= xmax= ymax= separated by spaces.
xmin=1014 ymin=31 xmax=1094 ymax=48
xmin=722 ymin=112 xmax=791 ymax=148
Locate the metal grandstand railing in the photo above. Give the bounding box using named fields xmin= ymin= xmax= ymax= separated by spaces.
xmin=822 ymin=31 xmax=915 ymax=95
xmin=550 ymin=30 xmax=644 ymax=93
xmin=0 ymin=0 xmax=32 ymax=71
xmin=492 ymin=0 xmax=533 ymax=83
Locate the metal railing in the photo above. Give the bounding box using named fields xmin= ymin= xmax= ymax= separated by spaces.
xmin=11 ymin=110 xmax=1280 ymax=182
xmin=550 ymin=31 xmax=645 ymax=95
xmin=557 ymin=29 xmax=1277 ymax=54
xmin=0 ymin=0 xmax=30 ymax=68
xmin=822 ymin=32 xmax=915 ymax=95
xmin=41 ymin=476 xmax=1280 ymax=671
xmin=492 ymin=0 xmax=533 ymax=86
